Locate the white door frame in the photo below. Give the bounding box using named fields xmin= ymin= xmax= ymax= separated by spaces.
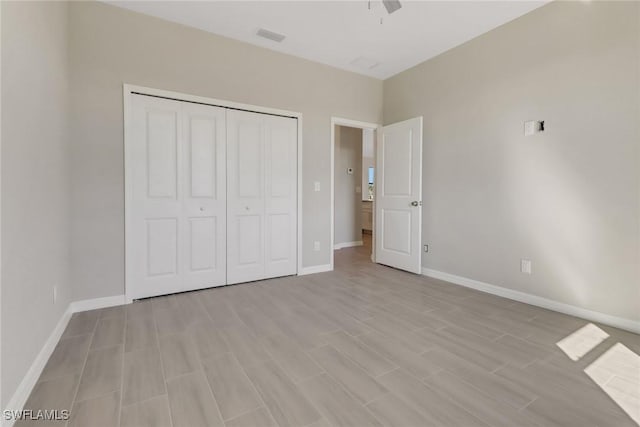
xmin=123 ymin=84 xmax=303 ymax=303
xmin=330 ymin=117 xmax=381 ymax=270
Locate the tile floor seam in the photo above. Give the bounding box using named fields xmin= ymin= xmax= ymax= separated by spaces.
xmin=230 ymin=354 xmax=284 ymax=427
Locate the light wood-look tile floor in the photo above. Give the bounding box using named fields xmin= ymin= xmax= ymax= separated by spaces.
xmin=19 ymin=235 xmax=640 ymax=426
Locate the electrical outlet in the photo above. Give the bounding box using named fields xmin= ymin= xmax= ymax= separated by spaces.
xmin=314 ymin=181 xmax=321 ymax=192
xmin=521 ymin=259 xmax=532 ymax=274
xmin=423 ymin=244 xmax=429 ymax=253
xmin=314 ymin=241 xmax=320 ymax=251
xmin=53 ymin=285 xmax=58 ymax=304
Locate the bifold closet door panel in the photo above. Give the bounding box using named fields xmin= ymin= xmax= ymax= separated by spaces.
xmin=181 ymin=102 xmax=227 ymax=291
xmin=264 ymin=114 xmax=297 ymax=279
xmin=226 ymin=110 xmax=298 ymax=284
xmin=128 ymin=95 xmax=226 ymax=300
xmin=226 ymin=110 xmax=266 ymax=284
xmin=130 ymin=95 xmax=184 ymax=299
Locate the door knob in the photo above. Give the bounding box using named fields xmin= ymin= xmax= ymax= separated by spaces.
xmin=410 ymin=201 xmax=421 ymax=207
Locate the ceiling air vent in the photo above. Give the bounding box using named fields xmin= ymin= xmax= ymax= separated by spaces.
xmin=256 ymin=28 xmax=286 ymax=43
xmin=350 ymin=57 xmax=380 ymax=70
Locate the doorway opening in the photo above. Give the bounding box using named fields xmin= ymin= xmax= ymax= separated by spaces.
xmin=330 ymin=117 xmax=380 ymax=270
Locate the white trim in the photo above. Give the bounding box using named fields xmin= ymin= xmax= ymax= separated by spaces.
xmin=298 ymin=264 xmax=332 ymax=276
xmin=333 ymin=240 xmax=363 ymax=250
xmin=3 ymin=306 xmax=72 ymax=427
xmin=123 ymin=84 xmax=303 ymax=302
xmin=70 ymin=294 xmax=127 ymax=314
xmin=2 ymin=294 xmax=129 ymax=425
xmin=297 ymin=116 xmax=304 ymax=276
xmin=330 ymin=117 xmax=380 ymax=271
xmin=422 ymin=268 xmax=640 ymax=334
xmin=123 ymin=84 xmax=300 ymax=118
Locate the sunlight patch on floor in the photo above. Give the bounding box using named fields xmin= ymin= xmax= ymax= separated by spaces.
xmin=584 ymin=343 xmax=640 ymax=425
xmin=556 ymin=323 xmax=609 ymax=361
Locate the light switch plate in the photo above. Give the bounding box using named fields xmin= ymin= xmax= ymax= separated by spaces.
xmin=524 ymin=121 xmax=536 ymax=136
xmin=314 ymin=181 xmax=321 ymax=192
xmin=355 ymin=186 xmax=361 ymax=193
xmin=521 ymin=259 xmax=532 ymax=274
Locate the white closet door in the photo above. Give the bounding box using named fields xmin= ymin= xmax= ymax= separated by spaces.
xmin=264 ymin=114 xmax=297 ymax=279
xmin=128 ymin=95 xmax=226 ymax=299
xmin=181 ymin=102 xmax=227 ymax=291
xmin=226 ymin=110 xmax=297 ymax=284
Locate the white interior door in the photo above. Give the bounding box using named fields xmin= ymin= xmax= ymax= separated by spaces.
xmin=128 ymin=95 xmax=226 ymax=299
xmin=226 ymin=110 xmax=297 ymax=284
xmin=375 ymin=116 xmax=423 ymax=274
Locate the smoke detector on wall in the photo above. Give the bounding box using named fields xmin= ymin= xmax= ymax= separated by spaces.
xmin=256 ymin=28 xmax=286 ymax=43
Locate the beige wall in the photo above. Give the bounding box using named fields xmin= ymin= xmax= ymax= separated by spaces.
xmin=384 ymin=1 xmax=640 ymax=320
xmin=1 ymin=1 xmax=71 ymax=408
xmin=334 ymin=126 xmax=363 ymax=246
xmin=68 ymin=2 xmax=382 ymax=300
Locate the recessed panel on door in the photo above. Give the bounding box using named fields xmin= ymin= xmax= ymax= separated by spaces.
xmin=189 ymin=117 xmax=216 ymax=198
xmin=146 ymin=111 xmax=178 ymax=199
xmin=189 ymin=217 xmax=216 ymax=271
xmin=238 ymin=123 xmax=262 ymax=199
xmin=380 ymin=209 xmax=411 ymax=254
xmin=146 ymin=218 xmax=178 ymax=276
xmin=237 ymin=215 xmax=262 ymax=265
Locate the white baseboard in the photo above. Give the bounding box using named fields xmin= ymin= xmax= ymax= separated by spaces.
xmin=70 ymin=294 xmax=126 ymax=313
xmin=3 ymin=294 xmax=128 ymax=426
xmin=3 ymin=305 xmax=72 ymax=427
xmin=333 ymin=241 xmax=363 ymax=250
xmin=422 ymin=268 xmax=640 ymax=334
xmin=298 ymin=264 xmax=332 ymax=276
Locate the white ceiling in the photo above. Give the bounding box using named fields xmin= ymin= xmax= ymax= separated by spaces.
xmin=107 ymin=1 xmax=548 ymax=80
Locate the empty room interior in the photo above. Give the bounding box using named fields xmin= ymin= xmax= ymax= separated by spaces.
xmin=1 ymin=0 xmax=639 ymax=426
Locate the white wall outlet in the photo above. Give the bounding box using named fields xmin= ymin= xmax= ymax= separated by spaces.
xmin=314 ymin=181 xmax=321 ymax=192
xmin=521 ymin=259 xmax=532 ymax=274
xmin=53 ymin=285 xmax=58 ymax=304
xmin=314 ymin=241 xmax=320 ymax=251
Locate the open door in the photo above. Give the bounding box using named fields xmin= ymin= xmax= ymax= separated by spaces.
xmin=375 ymin=117 xmax=423 ymax=274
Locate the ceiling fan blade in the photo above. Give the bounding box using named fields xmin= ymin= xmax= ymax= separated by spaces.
xmin=382 ymin=0 xmax=402 ymax=14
